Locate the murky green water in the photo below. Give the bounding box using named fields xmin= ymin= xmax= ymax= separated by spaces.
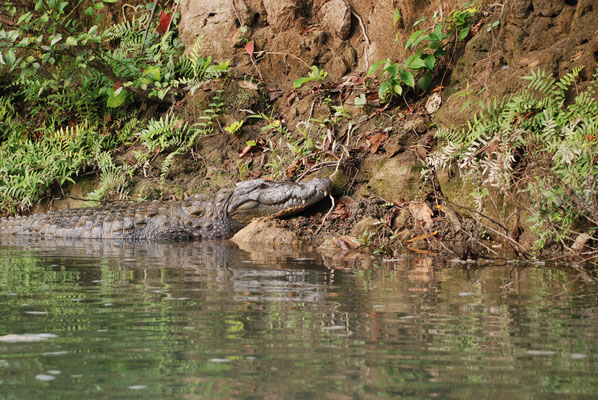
xmin=0 ymin=238 xmax=596 ymax=399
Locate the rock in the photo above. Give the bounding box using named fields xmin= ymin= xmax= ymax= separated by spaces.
xmin=385 ymin=131 xmax=410 ymax=157
xmin=391 ymin=207 xmax=410 ymax=230
xmin=179 ymin=0 xmax=238 ymax=60
xmin=403 ymin=117 xmax=428 ymax=134
xmin=262 ymin=0 xmax=306 ymax=29
xmin=319 ymin=0 xmax=352 ymax=40
xmin=364 ymin=0 xmax=404 ymax=70
xmin=356 ymin=152 xmax=427 ymax=201
xmin=232 ymin=218 xmax=300 ymax=245
xmin=323 ymin=56 xmax=348 ymax=81
xmin=435 ymin=166 xmax=537 ymax=245
xmin=350 ymin=216 xmax=380 ymax=237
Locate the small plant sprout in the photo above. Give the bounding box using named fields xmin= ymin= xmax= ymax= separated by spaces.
xmin=293 ymin=65 xmax=328 ymax=89
xmin=224 ymin=120 xmax=245 ymax=135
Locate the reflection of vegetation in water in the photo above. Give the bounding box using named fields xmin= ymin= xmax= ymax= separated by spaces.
xmin=0 ymin=247 xmax=597 ymax=398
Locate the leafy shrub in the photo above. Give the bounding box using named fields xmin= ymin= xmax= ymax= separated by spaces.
xmin=370 ymin=2 xmax=480 ymax=102
xmin=428 ymin=67 xmax=598 ymax=249
xmin=0 ymin=1 xmax=227 ymax=213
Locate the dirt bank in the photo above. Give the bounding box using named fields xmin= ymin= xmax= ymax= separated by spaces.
xmin=37 ymin=0 xmax=598 ymax=261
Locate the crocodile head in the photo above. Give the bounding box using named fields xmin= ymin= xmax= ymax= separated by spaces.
xmin=227 ymin=178 xmax=332 ymax=224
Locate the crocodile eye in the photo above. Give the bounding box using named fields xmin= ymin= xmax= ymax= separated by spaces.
xmin=184 ymin=205 xmax=204 ymax=218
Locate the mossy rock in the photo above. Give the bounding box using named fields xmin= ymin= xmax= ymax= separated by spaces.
xmin=356 ymin=152 xmax=427 ymax=201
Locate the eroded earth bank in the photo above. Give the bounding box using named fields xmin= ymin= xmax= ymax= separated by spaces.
xmin=13 ymin=0 xmax=598 ymax=263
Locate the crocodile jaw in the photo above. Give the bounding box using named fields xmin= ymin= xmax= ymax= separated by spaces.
xmin=227 ymin=178 xmax=332 ymax=224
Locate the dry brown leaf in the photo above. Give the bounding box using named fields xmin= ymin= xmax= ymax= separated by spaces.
xmin=285 ymin=163 xmax=299 ymax=179
xmin=406 ymin=230 xmax=437 ymax=243
xmin=367 ymin=131 xmax=389 ymax=155
xmin=238 ymin=80 xmax=259 ymax=91
xmin=300 ymin=26 xmax=317 ymax=35
xmin=409 ymin=202 xmax=434 ymax=230
xmin=239 ymin=145 xmax=254 ymax=158
xmin=337 ymin=195 xmax=354 ymax=205
xmin=332 ymin=236 xmax=361 ymax=250
xmin=244 ymin=40 xmax=254 ymax=56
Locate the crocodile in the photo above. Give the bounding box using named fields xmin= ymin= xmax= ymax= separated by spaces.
xmin=0 ymin=178 xmax=332 ymax=240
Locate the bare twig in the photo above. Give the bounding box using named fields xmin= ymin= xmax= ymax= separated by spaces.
xmin=345 ymin=1 xmax=371 ymax=69
xmin=296 ymin=161 xmax=340 ymax=181
xmin=139 ymin=0 xmax=159 ymax=55
xmin=231 ymin=0 xmax=243 ymax=25
xmin=254 ymin=51 xmax=312 ymax=69
xmin=433 ymin=195 xmax=529 ymax=257
xmin=121 ymin=4 xmax=138 ymax=22
xmin=315 ymin=194 xmax=336 ymax=235
xmin=165 ymin=2 xmax=178 ymax=36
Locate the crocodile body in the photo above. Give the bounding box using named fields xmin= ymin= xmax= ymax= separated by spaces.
xmin=0 ymin=178 xmax=332 ymax=240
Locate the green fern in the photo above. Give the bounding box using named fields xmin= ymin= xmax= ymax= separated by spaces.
xmin=430 ymin=67 xmax=598 ymax=250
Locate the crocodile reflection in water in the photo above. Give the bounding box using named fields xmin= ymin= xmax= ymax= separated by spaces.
xmin=0 ymin=237 xmax=331 ymax=303
xmin=0 ymin=178 xmax=332 ymax=240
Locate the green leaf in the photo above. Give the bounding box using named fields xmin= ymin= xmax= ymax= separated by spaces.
xmin=367 ymin=59 xmax=388 ymax=76
xmin=405 ymin=29 xmax=425 ymax=49
xmin=400 ymin=70 xmax=415 ymax=88
xmin=385 ymin=62 xmax=399 ymax=77
xmin=4 ymin=50 xmax=15 ymax=66
xmin=404 ymin=53 xmax=426 ymax=70
xmin=392 ymin=83 xmax=403 ymax=96
xmin=143 ymin=66 xmax=161 ymax=81
xmin=107 ymin=89 xmax=127 ymax=108
xmin=58 ymin=2 xmax=69 ymax=12
xmin=103 ymin=0 xmax=119 ymax=3
xmin=412 ymin=16 xmax=426 ymax=27
xmin=393 ymin=8 xmax=401 ymax=27
xmin=84 ymin=6 xmax=93 ymax=15
xmin=424 ymin=54 xmax=436 ymax=70
xmin=17 ymin=12 xmax=32 ymax=25
xmin=93 ymin=2 xmax=104 ymax=9
xmin=433 ymin=23 xmax=443 ymax=40
xmin=293 ymin=76 xmax=314 ymax=89
xmin=417 ymin=71 xmax=433 ymax=91
xmin=49 ymin=34 xmax=62 ymax=46
xmin=411 ymin=34 xmax=431 ymax=49
xmin=457 ymin=27 xmax=470 ymax=41
xmin=246 ymin=140 xmax=257 ymax=147
xmin=379 ymin=80 xmax=392 ymax=102
xmin=487 ymin=20 xmax=500 ymax=32
xmin=224 ymin=120 xmax=244 ymax=134
xmin=66 ymin=36 xmax=77 ymax=46
xmin=354 ymin=93 xmax=366 ymax=107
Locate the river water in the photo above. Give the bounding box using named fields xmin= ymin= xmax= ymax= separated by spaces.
xmin=0 ymin=238 xmax=596 ymax=399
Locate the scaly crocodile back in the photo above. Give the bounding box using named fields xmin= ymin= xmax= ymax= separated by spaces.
xmin=0 ymin=192 xmax=241 ymax=240
xmin=0 ymin=178 xmax=331 ymax=240
xmin=0 ymin=202 xmax=178 ymax=239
